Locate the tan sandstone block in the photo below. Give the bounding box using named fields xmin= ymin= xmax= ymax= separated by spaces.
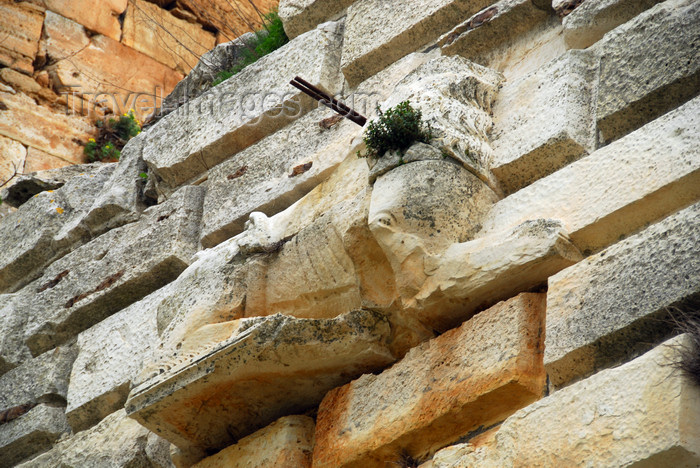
xmin=312 ymin=293 xmax=547 ymax=468
xmin=428 ymin=335 xmax=700 ymax=468
xmin=177 ymin=0 xmax=278 ymax=39
xmin=0 ymin=0 xmax=44 ymax=74
xmin=23 ymin=147 xmax=71 ymax=173
xmin=122 ymin=0 xmax=216 ymax=74
xmin=479 ymin=96 xmax=700 ymax=254
xmin=279 ymin=0 xmax=355 ymax=39
xmin=0 ymin=89 xmax=94 ymax=164
xmin=126 ymin=310 xmax=396 ymax=464
xmin=192 ymin=415 xmax=314 ymax=468
xmin=563 ymin=0 xmax=664 ymax=50
xmin=41 ymin=0 xmax=125 ymax=41
xmin=0 ymin=136 xmax=27 ymax=188
xmin=593 ymin=0 xmax=700 ymax=143
xmin=340 ymin=0 xmax=495 ymax=86
xmin=544 ymin=201 xmax=700 ymax=388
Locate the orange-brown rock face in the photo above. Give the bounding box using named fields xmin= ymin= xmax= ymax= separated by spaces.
xmin=0 ymin=89 xmax=95 ymax=164
xmin=0 ymin=1 xmax=44 ymax=74
xmin=41 ymin=0 xmax=127 ymax=41
xmin=177 ymin=0 xmax=279 ymax=39
xmin=122 ymin=0 xmax=216 ymax=74
xmin=312 ymin=292 xmax=547 ymax=468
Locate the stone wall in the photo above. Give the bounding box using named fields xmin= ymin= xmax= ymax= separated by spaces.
xmin=0 ymin=0 xmax=278 ymax=205
xmin=1 ymin=0 xmax=699 ymax=466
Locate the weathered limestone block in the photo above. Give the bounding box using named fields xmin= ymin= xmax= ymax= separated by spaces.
xmin=127 ymin=310 xmax=396 ymax=464
xmin=22 ymin=185 xmax=204 ymax=356
xmin=313 ymin=293 xmax=547 ymax=468
xmin=563 ymin=0 xmax=664 ymax=50
xmin=41 ymin=0 xmax=126 ymax=41
xmin=122 ymin=0 xmax=216 ymax=74
xmin=428 ymin=335 xmax=700 ymax=468
xmin=76 ymin=135 xmax=151 ymax=235
xmin=380 ymin=56 xmax=503 ymax=184
xmin=200 ymin=110 xmax=364 ymax=247
xmin=0 ymin=164 xmax=115 ymax=294
xmin=279 ymin=0 xmax=355 ymax=39
xmin=593 ymin=0 xmax=700 ymax=143
xmin=369 ymin=155 xmax=499 ymax=304
xmin=480 ymin=96 xmax=700 ymax=254
xmin=16 ymin=409 xmax=173 ymax=468
xmin=192 ymin=415 xmax=314 ymax=468
xmin=0 ymin=404 xmax=70 ymax=467
xmin=0 ymin=162 xmax=104 ymax=208
xmin=379 ymin=218 xmax=581 ymax=333
xmin=0 ymin=295 xmax=31 ymax=376
xmin=43 ymin=14 xmax=183 ymax=120
xmin=0 ymin=345 xmax=77 ymax=411
xmin=0 ymin=1 xmax=44 ymax=74
xmin=0 ymin=68 xmax=41 ymax=96
xmin=545 ymin=201 xmax=700 ymax=388
xmin=340 ymin=0 xmax=495 ymax=86
xmin=489 ymin=50 xmax=597 ymax=194
xmin=66 ymin=290 xmax=162 ymax=433
xmin=0 ymin=88 xmax=95 ymax=164
xmin=142 ymin=21 xmax=344 ymax=190
xmin=22 ymin=147 xmax=71 ymax=173
xmin=439 ymin=0 xmax=549 ymax=62
xmin=157 ymin=32 xmax=258 ymax=121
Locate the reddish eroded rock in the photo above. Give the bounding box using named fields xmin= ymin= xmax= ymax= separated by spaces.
xmin=312 ymin=293 xmax=547 ymax=468
xmin=0 ymin=403 xmax=37 ymax=425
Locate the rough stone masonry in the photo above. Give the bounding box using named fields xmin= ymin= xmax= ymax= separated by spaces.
xmin=1 ymin=0 xmax=699 ymax=467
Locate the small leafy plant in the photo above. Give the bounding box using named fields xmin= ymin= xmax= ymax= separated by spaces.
xmin=362 ymin=101 xmax=433 ymax=158
xmin=213 ymin=11 xmax=289 ymax=86
xmin=84 ymin=110 xmax=141 ymax=162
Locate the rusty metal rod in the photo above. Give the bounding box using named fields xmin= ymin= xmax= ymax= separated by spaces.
xmin=290 ymin=77 xmax=367 ymax=127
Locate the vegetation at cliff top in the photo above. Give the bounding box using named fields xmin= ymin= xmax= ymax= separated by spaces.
xmin=213 ymin=11 xmax=289 ymax=86
xmin=84 ymin=110 xmax=141 ymax=162
xmin=362 ymin=101 xmax=434 ymax=158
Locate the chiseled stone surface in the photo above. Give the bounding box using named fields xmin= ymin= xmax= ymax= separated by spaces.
xmin=279 ymin=0 xmax=355 ymax=39
xmin=127 ymin=310 xmax=396 ymax=464
xmin=545 ymin=201 xmax=700 ymax=388
xmin=593 ymin=0 xmax=700 ymax=143
xmin=122 ymin=0 xmax=216 ymax=74
xmin=480 ymin=96 xmax=700 ymax=254
xmin=0 ymin=1 xmax=44 ymax=74
xmin=0 ymin=404 xmax=71 ymax=467
xmin=428 ymin=335 xmax=700 ymax=468
xmin=490 ymin=50 xmax=597 ymax=195
xmin=41 ymin=0 xmax=126 ymax=41
xmin=380 ymin=56 xmax=503 ymax=185
xmin=312 ymin=293 xmax=547 ymax=468
xmin=0 ymin=294 xmax=31 ymax=376
xmin=0 ymin=345 xmax=77 ymax=410
xmin=142 ymin=21 xmax=344 ymax=190
xmin=16 ymin=409 xmax=174 ymax=468
xmin=192 ymin=415 xmax=314 ymax=468
xmin=341 ymin=0 xmax=496 ymax=86
xmin=176 ymin=0 xmax=278 ymax=40
xmin=21 ymin=186 xmax=204 ymax=357
xmin=563 ymin=0 xmax=664 ymax=50
xmin=0 ymin=135 xmax=28 ymax=196
xmin=199 ymin=50 xmax=438 ymax=248
xmin=388 ymin=219 xmax=581 ymax=333
xmin=200 ymin=109 xmax=364 ymax=247
xmin=440 ymin=0 xmax=549 ymax=62
xmin=0 ymin=164 xmax=115 ymax=294
xmin=0 ymin=161 xmax=104 ymax=208
xmin=65 ymin=290 xmax=163 ymax=433
xmin=0 ymin=89 xmax=96 ymax=164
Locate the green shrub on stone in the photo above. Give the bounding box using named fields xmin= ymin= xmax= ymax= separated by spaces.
xmin=213 ymin=11 xmax=289 ymax=85
xmin=84 ymin=110 xmax=141 ymax=162
xmin=363 ymin=101 xmax=433 ymax=158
